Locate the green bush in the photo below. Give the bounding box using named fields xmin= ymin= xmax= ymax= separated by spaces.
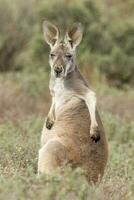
xmin=101 ymin=112 xmax=134 ymax=143
xmin=0 ymin=0 xmax=35 ymax=71
xmin=99 ymin=46 xmax=134 ymax=87
xmin=0 ymin=0 xmax=134 ymax=86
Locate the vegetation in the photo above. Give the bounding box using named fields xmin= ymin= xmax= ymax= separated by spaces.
xmin=0 ymin=72 xmax=134 ymax=199
xmin=0 ymin=0 xmax=134 ymax=199
xmin=0 ymin=0 xmax=134 ymax=86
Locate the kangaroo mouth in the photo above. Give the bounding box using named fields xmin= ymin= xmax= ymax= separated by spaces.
xmin=55 ymin=72 xmax=62 ymax=78
xmin=54 ymin=68 xmax=65 ymax=78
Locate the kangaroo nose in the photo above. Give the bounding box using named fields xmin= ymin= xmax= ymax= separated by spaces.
xmin=54 ymin=67 xmax=63 ymax=76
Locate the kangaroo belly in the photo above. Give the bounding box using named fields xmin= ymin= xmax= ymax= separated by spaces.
xmin=41 ymin=97 xmax=108 ymax=182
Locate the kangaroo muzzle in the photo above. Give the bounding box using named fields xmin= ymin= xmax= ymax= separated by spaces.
xmin=54 ymin=66 xmax=63 ymax=77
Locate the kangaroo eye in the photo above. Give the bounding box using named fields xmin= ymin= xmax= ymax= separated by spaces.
xmin=50 ymin=53 xmax=56 ymax=58
xmin=65 ymin=54 xmax=72 ymax=59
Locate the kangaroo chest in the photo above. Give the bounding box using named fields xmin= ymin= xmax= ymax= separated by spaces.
xmin=53 ymin=79 xmax=64 ymax=94
xmin=50 ymin=78 xmax=75 ymax=111
xmin=50 ymin=78 xmax=66 ymax=110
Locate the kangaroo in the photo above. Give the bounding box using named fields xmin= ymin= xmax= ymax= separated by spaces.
xmin=38 ymin=21 xmax=108 ymax=183
xmin=44 ymin=21 xmax=99 ymax=142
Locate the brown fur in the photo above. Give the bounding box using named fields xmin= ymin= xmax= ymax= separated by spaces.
xmin=38 ymin=21 xmax=108 ymax=183
xmin=38 ymin=96 xmax=108 ymax=183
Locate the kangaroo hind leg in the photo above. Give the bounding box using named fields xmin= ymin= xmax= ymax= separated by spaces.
xmin=38 ymin=140 xmax=67 ymax=175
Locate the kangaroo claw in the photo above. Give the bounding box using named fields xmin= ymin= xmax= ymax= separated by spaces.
xmin=46 ymin=118 xmax=54 ymax=130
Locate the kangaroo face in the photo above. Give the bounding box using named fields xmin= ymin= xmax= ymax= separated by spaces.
xmin=49 ymin=42 xmax=75 ymax=78
xmin=43 ymin=21 xmax=83 ymax=78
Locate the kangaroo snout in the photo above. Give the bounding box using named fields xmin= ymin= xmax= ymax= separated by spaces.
xmin=54 ymin=66 xmax=63 ymax=77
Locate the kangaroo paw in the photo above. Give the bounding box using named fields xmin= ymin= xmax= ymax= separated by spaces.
xmin=46 ymin=118 xmax=54 ymax=130
xmin=90 ymin=126 xmax=100 ymax=143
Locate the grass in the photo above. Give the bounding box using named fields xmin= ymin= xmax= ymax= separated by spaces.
xmin=0 ymin=71 xmax=134 ymax=200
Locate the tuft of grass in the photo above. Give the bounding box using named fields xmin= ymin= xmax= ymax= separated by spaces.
xmin=0 ymin=72 xmax=134 ymax=199
xmin=101 ymin=112 xmax=134 ymax=142
xmin=0 ymin=111 xmax=134 ymax=199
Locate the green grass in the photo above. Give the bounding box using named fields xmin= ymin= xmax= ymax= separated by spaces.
xmin=0 ymin=115 xmax=134 ymax=200
xmin=0 ymin=72 xmax=134 ymax=199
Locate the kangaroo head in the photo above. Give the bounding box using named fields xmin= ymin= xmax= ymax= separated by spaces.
xmin=43 ymin=21 xmax=83 ymax=78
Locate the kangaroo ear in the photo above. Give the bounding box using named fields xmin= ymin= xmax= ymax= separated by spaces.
xmin=43 ymin=21 xmax=60 ymax=48
xmin=65 ymin=23 xmax=83 ymax=49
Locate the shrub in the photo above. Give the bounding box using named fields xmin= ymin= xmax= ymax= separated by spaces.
xmin=0 ymin=0 xmax=35 ymax=71
xmin=0 ymin=0 xmax=134 ymax=86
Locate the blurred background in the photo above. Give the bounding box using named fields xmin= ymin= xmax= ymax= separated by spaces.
xmin=0 ymin=0 xmax=134 ymax=199
xmin=0 ymin=0 xmax=134 ymax=118
xmin=0 ymin=0 xmax=134 ymax=85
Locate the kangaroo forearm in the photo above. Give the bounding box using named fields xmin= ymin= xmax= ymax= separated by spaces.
xmin=48 ymin=102 xmax=55 ymax=120
xmin=76 ymin=88 xmax=97 ymax=125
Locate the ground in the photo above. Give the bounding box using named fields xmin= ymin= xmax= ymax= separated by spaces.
xmin=0 ymin=71 xmax=134 ymax=200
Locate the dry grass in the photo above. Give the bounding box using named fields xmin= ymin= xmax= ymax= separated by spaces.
xmin=98 ymin=88 xmax=134 ymax=122
xmin=0 ymin=71 xmax=134 ymax=200
xmin=0 ymin=73 xmax=50 ymax=123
